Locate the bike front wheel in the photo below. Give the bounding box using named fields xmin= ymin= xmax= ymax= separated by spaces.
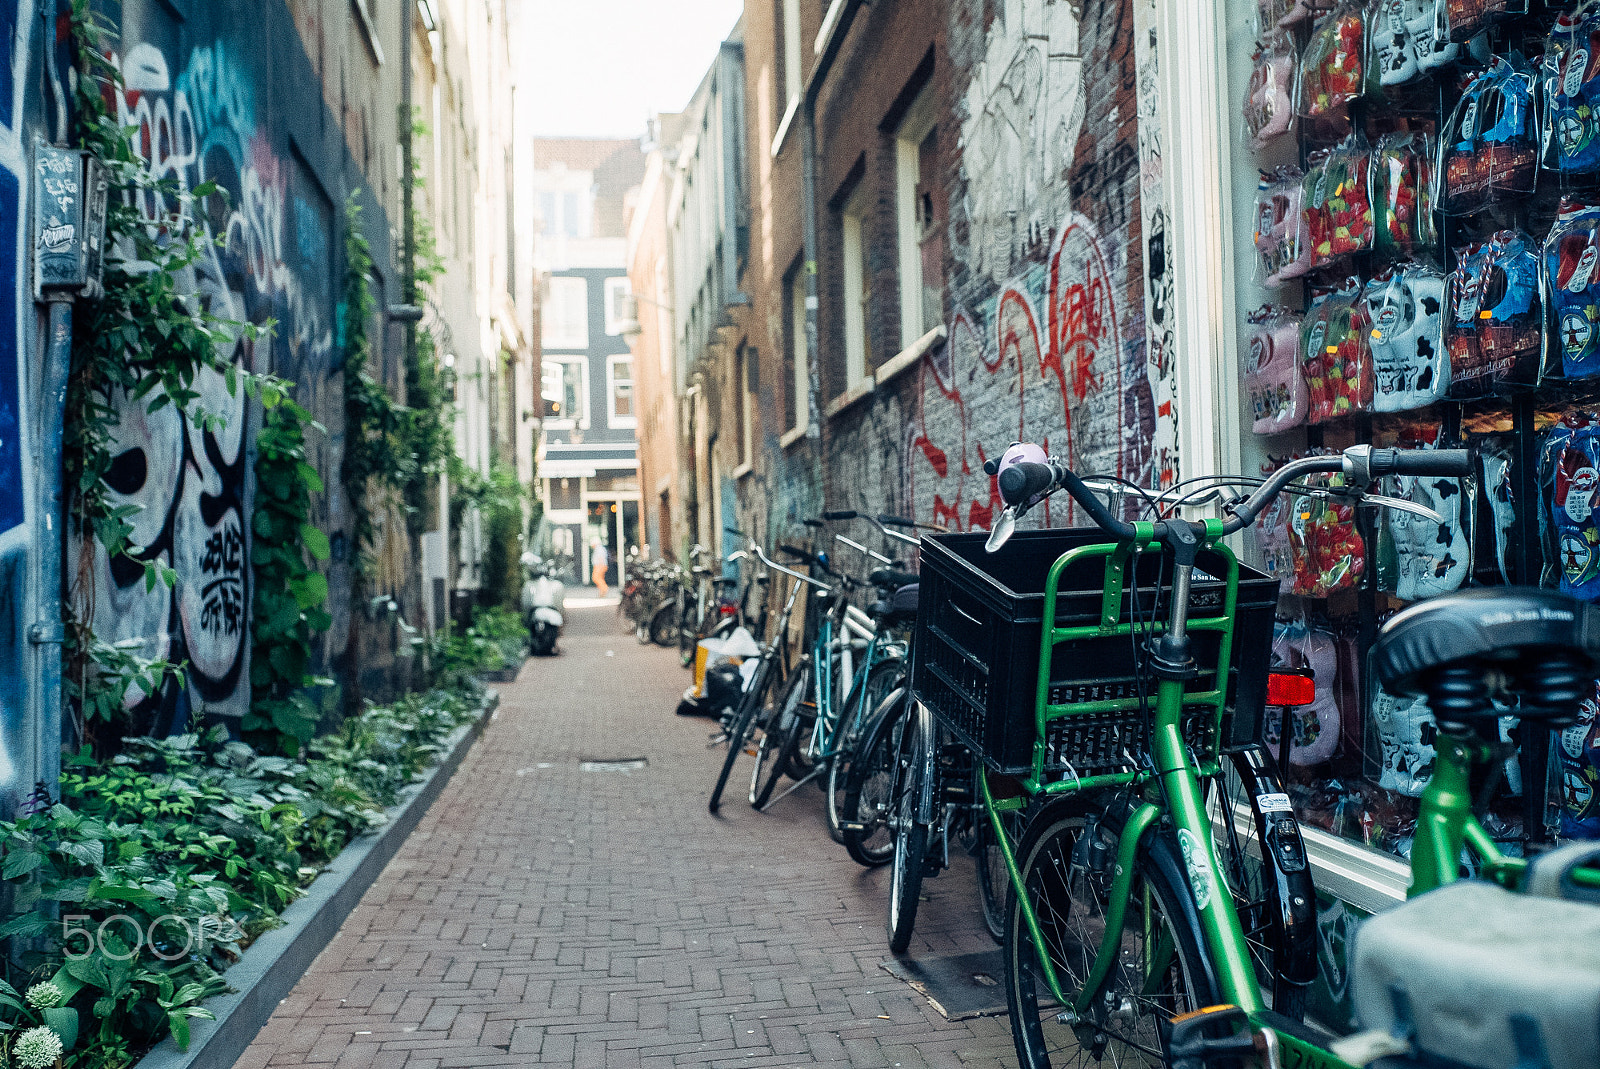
xmin=886 ymin=702 xmax=933 ymax=953
xmin=752 ymin=661 xmax=810 ymax=809
xmin=1004 ymin=807 xmax=1216 ymax=1069
xmin=835 ymin=684 xmax=907 ymax=867
xmin=708 ymin=656 xmax=773 ymax=813
xmin=977 ymin=806 xmax=1024 ymax=944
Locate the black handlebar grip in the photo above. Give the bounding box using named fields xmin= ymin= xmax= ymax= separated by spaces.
xmin=877 ymin=514 xmax=917 ymax=528
xmin=779 ymin=543 xmax=811 ymax=562
xmin=802 ymin=518 xmax=824 ymax=529
xmin=822 ymin=510 xmax=858 ymax=521
xmin=1372 ymin=448 xmax=1472 ymax=477
xmin=998 ymin=461 xmax=1056 ymax=506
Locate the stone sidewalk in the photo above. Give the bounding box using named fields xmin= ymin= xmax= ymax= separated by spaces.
xmin=235 ymin=603 xmax=1017 ymax=1069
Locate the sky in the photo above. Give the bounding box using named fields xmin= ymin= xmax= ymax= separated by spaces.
xmin=522 ymin=0 xmax=745 ymax=138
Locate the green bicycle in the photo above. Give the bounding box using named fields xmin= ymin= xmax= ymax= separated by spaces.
xmin=928 ymin=441 xmax=1600 ymax=1069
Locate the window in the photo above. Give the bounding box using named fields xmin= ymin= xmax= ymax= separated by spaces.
xmin=607 ymin=355 xmax=636 ymax=428
xmin=896 ymin=85 xmax=942 ymax=350
xmin=784 ymin=261 xmax=808 ymax=433
xmin=562 ymin=191 xmax=581 ymax=237
xmin=543 ymin=276 xmax=589 ymax=349
xmin=604 ymin=277 xmax=633 ymax=336
xmin=783 ymin=0 xmax=802 ymax=111
xmin=734 ymin=344 xmax=754 ymax=468
xmin=841 ymin=183 xmax=872 ymax=389
xmin=655 ymin=256 xmax=673 ymax=377
xmin=542 ymin=358 xmax=588 ymax=427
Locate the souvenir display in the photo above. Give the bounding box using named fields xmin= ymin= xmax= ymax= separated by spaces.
xmin=1549 ymin=416 xmax=1600 ymax=600
xmin=1444 ymin=0 xmax=1527 ymax=44
xmin=1559 ymin=682 xmax=1600 ymax=840
xmin=1363 ymin=262 xmax=1448 ymax=411
xmin=1443 ymin=230 xmax=1542 ymax=397
xmin=1245 ymin=306 xmax=1309 ymax=433
xmin=1246 ymin=34 xmax=1297 ymax=148
xmin=1254 ymin=168 xmax=1314 ymax=285
xmin=1385 ymin=429 xmax=1470 ymax=600
xmin=1298 ymin=6 xmax=1366 ymax=126
xmin=1369 ymin=0 xmax=1419 ymax=88
xmin=1268 ymin=620 xmax=1341 ymax=766
xmin=1440 ymin=57 xmax=1538 ymax=215
xmin=1545 ymin=198 xmax=1600 ymax=378
xmin=1544 ymin=10 xmax=1600 ymax=174
xmin=1301 ymin=281 xmax=1373 ymax=422
xmin=1369 ymin=683 xmax=1436 ymax=797
xmin=1407 ymin=0 xmax=1459 ymax=71
xmin=1372 ymin=131 xmax=1435 ymax=258
xmin=1305 ymin=138 xmax=1375 ymax=267
xmin=1287 ymin=477 xmax=1366 ymax=595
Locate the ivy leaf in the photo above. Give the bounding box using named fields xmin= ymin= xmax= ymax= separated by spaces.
xmin=192 ymin=179 xmax=219 ymax=198
xmin=289 ymin=572 xmax=328 ymax=610
xmin=301 ymin=525 xmax=331 ymax=561
xmin=296 ymin=462 xmax=325 ymax=494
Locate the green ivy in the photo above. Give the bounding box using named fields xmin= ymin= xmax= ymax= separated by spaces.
xmin=246 ymin=382 xmax=333 ymax=753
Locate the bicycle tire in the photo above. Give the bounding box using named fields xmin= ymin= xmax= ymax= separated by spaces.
xmin=887 ymin=703 xmax=932 ymax=953
xmin=977 ymin=806 xmax=1024 ymax=944
xmin=836 ymin=684 xmax=907 ymax=867
xmin=648 ymin=603 xmax=678 ymax=647
xmin=677 ymin=595 xmax=696 ymax=667
xmin=826 ymin=660 xmax=903 ymax=844
xmin=1004 ymin=804 xmax=1217 ymax=1069
xmin=752 ymin=662 xmax=810 ymax=809
xmin=708 ymin=655 xmax=774 ymax=813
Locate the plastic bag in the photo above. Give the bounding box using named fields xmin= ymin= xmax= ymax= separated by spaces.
xmin=1267 ymin=620 xmax=1341 ymax=766
xmin=1301 ymin=280 xmax=1373 ymax=423
xmin=1443 ymin=0 xmax=1527 ymax=44
xmin=1305 ymin=138 xmax=1374 ymax=268
xmin=1272 ymin=0 xmax=1330 ymax=30
xmin=1550 ymin=416 xmax=1600 ymax=599
xmin=1544 ymin=10 xmax=1600 ymax=174
xmin=1246 ymin=34 xmax=1298 ymax=148
xmin=1369 ymin=0 xmax=1420 ymax=87
xmin=1439 ymin=57 xmax=1538 ymax=214
xmin=1298 ymin=6 xmax=1366 ymax=125
xmin=1444 ymin=230 xmax=1542 ymax=397
xmin=1258 ymin=483 xmax=1297 ymax=595
xmin=1363 ymin=261 xmax=1448 ymax=412
xmin=1287 ymin=472 xmax=1367 ymax=596
xmin=1407 ymin=0 xmax=1460 ymax=71
xmin=1545 ymin=198 xmax=1600 ymax=378
xmin=1474 ymin=438 xmax=1515 ymax=586
xmin=1246 ymin=306 xmax=1309 ymax=433
xmin=1558 ymin=681 xmax=1600 ymax=839
xmin=1271 ymin=169 xmax=1314 ymax=283
xmin=1369 ymin=684 xmax=1435 ymax=796
xmin=1373 ymin=131 xmax=1435 ymax=258
xmin=1385 ymin=428 xmax=1470 ymax=599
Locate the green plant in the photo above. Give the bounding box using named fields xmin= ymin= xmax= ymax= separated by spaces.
xmin=451 ymin=458 xmax=526 ymax=609
xmin=248 ymin=381 xmax=334 ymax=753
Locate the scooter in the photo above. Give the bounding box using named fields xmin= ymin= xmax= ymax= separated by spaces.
xmin=520 ymin=552 xmax=566 ymax=655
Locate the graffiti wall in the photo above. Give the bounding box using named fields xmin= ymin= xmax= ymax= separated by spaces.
xmin=80 ymin=0 xmax=395 ymax=730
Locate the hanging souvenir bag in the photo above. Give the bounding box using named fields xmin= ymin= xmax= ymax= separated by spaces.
xmin=1363 ymin=262 xmax=1448 ymax=411
xmin=1386 ymin=427 xmax=1471 ymax=599
xmin=1477 ymin=228 xmax=1543 ymax=384
xmin=1369 ymin=0 xmax=1419 ymax=87
xmin=1273 ymin=167 xmax=1315 ymax=282
xmin=1476 ymin=57 xmax=1538 ymax=202
xmin=1545 ymin=198 xmax=1600 ymax=378
xmin=1444 ymin=241 xmax=1490 ymax=395
xmin=1306 ymin=136 xmax=1375 ymax=267
xmin=1299 ymin=6 xmax=1366 ymax=127
xmin=1545 ymin=12 xmax=1600 ymax=174
xmin=1267 ymin=620 xmax=1341 ymax=766
xmin=1247 ymin=34 xmax=1298 ymax=148
xmin=1444 ymin=0 xmax=1527 ymax=44
xmin=1276 ymin=0 xmax=1332 ymax=29
xmin=1288 ymin=480 xmax=1367 ymax=595
xmin=1406 ymin=0 xmax=1459 ymax=71
xmin=1301 ymin=279 xmax=1373 ymax=423
xmin=1552 ymin=416 xmax=1600 ymax=600
xmin=1373 ymin=131 xmax=1433 ymax=258
xmin=1246 ymin=307 xmax=1310 ymax=433
xmin=1558 ymin=682 xmax=1600 ymax=839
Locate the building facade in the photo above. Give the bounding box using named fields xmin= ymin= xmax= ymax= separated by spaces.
xmin=532 ymin=138 xmax=647 ymax=587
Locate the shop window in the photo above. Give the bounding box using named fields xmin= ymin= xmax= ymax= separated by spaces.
xmin=543 ymin=276 xmax=588 ymax=350
xmin=841 ymin=183 xmax=872 ymax=389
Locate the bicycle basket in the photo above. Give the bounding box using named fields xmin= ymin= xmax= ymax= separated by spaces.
xmin=910 ymin=528 xmax=1277 ymax=776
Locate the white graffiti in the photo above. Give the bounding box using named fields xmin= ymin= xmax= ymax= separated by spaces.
xmin=1132 ymin=0 xmax=1179 ymax=488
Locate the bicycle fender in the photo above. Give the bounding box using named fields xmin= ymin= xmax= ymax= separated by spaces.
xmin=1143 ymin=830 xmax=1225 ymax=1006
xmin=1231 ymin=747 xmax=1318 ymax=987
xmin=914 ymin=702 xmax=939 ymax=824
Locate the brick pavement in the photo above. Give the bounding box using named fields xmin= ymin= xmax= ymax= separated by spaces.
xmin=235 ymin=603 xmax=1019 ymax=1069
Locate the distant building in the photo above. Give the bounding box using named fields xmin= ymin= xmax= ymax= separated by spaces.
xmin=531 ymin=138 xmax=647 ymax=587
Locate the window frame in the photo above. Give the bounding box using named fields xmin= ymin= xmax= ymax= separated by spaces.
xmin=543 ymin=275 xmax=590 ymax=350
xmin=841 ymin=183 xmax=872 ymax=390
xmin=541 ymin=356 xmax=590 ymax=430
xmin=784 ymin=261 xmax=808 ymax=435
xmin=895 ymin=86 xmax=940 ymax=352
xmin=603 ymin=276 xmax=632 ymax=336
xmin=606 ymin=354 xmax=637 ymax=429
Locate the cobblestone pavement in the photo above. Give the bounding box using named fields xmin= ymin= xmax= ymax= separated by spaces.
xmin=236 ymin=603 xmax=1019 ymax=1069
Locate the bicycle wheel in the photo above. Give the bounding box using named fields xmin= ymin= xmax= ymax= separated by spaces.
xmin=826 ymin=660 xmax=903 ymax=844
xmin=836 ymin=684 xmax=907 ymax=867
xmin=1004 ymin=805 xmax=1216 ymax=1069
xmin=649 ymin=602 xmax=678 ymax=647
xmin=977 ymin=806 xmax=1025 ymax=944
xmin=1205 ymin=747 xmax=1314 ymax=1020
xmin=708 ymin=655 xmax=775 ymax=813
xmin=887 ymin=702 xmax=933 ymax=953
xmin=752 ymin=661 xmax=810 ymax=809
xmin=677 ymin=596 xmax=697 ymax=667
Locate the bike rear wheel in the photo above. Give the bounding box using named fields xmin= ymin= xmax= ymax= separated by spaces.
xmin=887 ymin=702 xmax=933 ymax=953
xmin=752 ymin=661 xmax=810 ymax=809
xmin=836 ymin=684 xmax=907 ymax=867
xmin=708 ymin=655 xmax=774 ymax=813
xmin=1004 ymin=806 xmax=1215 ymax=1069
xmin=826 ymin=660 xmax=903 ymax=844
xmin=649 ymin=602 xmax=678 ymax=647
xmin=977 ymin=806 xmax=1024 ymax=944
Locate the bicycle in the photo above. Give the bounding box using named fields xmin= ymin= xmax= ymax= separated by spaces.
xmin=959 ymin=440 xmax=1600 ymax=1069
xmin=749 ymin=527 xmax=907 ymax=817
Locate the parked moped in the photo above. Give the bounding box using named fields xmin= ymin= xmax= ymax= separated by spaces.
xmin=520 ymin=552 xmax=566 ymax=655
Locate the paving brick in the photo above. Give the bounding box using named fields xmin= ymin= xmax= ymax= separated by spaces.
xmin=232 ymin=606 xmax=1021 ymax=1068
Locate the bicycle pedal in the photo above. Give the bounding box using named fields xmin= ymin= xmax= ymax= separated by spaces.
xmin=1167 ymin=1004 xmax=1256 ymax=1069
xmin=836 ymin=821 xmax=868 ymax=834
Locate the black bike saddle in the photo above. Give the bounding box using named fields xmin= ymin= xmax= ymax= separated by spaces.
xmin=869 ymin=567 xmax=919 ymax=590
xmin=1374 ymin=588 xmax=1600 ymax=723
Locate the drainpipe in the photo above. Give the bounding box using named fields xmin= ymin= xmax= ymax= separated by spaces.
xmin=798 ymin=0 xmax=863 ymax=512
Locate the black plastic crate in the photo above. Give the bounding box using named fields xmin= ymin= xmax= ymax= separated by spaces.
xmin=910 ymin=528 xmax=1279 ymax=776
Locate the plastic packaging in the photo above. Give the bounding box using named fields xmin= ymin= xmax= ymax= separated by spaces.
xmin=1440 ymin=57 xmax=1539 ymax=215
xmin=1550 ymin=416 xmax=1600 ymax=600
xmin=1305 ymin=138 xmax=1374 ymax=267
xmin=1444 ymin=230 xmax=1543 ymax=398
xmin=1544 ymin=11 xmax=1600 ymax=174
xmin=1363 ymin=263 xmax=1448 ymax=412
xmin=1246 ymin=34 xmax=1298 ymax=148
xmin=1301 ymin=280 xmax=1373 ymax=422
xmin=1444 ymin=0 xmax=1528 ymax=44
xmin=1385 ymin=429 xmax=1470 ymax=599
xmin=1245 ymin=306 xmax=1309 ymax=433
xmin=1298 ymin=6 xmax=1366 ymax=126
xmin=1288 ymin=478 xmax=1367 ymax=595
xmin=1272 ymin=0 xmax=1330 ymax=29
xmin=1373 ymin=131 xmax=1436 ymax=259
xmin=1474 ymin=439 xmax=1516 ymax=586
xmin=1370 ymin=682 xmax=1436 ymax=797
xmin=1407 ymin=0 xmax=1460 ymax=72
xmin=1370 ymin=0 xmax=1419 ymax=87
xmin=1559 ymin=681 xmax=1600 ymax=840
xmin=1545 ymin=199 xmax=1600 ymax=378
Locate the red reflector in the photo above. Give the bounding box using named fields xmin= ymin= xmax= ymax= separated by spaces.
xmin=1266 ymin=671 xmax=1317 ymax=708
xmin=718 ymin=604 xmax=737 ymax=616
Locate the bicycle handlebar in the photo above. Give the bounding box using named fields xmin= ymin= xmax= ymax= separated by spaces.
xmin=822 ymin=509 xmax=857 ymax=521
xmin=751 ymin=543 xmax=831 ymax=593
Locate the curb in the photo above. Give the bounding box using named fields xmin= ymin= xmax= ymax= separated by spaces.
xmin=132 ymin=689 xmax=499 ymax=1069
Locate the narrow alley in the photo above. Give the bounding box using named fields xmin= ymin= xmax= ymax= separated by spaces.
xmin=235 ymin=603 xmax=1017 ymax=1069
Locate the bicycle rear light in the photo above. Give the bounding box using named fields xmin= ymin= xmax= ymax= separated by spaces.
xmin=1266 ymin=669 xmax=1317 ymax=708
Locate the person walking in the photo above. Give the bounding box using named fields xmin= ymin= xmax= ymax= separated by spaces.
xmin=591 ymin=539 xmax=609 ymax=596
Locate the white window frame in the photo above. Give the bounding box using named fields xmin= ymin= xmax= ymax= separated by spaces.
xmin=788 ymin=266 xmax=808 ymax=434
xmin=606 ymin=354 xmax=637 ymax=429
xmin=604 ymin=276 xmax=632 ymax=336
xmin=783 ymin=0 xmax=802 ymax=115
xmin=842 ymin=184 xmax=871 ymax=390
xmin=541 ymin=356 xmax=590 ymax=430
xmin=895 ymin=86 xmax=939 ymax=352
xmin=543 ymin=275 xmax=589 ymax=350
xmin=654 ymin=256 xmax=673 ymax=378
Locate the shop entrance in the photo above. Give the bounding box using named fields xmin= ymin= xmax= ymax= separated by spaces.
xmin=584 ymin=496 xmax=641 ymax=589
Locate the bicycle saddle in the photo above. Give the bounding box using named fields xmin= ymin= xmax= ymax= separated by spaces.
xmin=1373 ymin=588 xmax=1600 ymax=723
xmin=869 ymin=582 xmax=918 ymax=624
xmin=869 ymin=567 xmax=919 ymax=590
